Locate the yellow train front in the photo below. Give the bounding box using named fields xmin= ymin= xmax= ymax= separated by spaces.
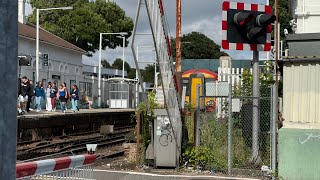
xmin=182 ymin=69 xmax=218 ymax=111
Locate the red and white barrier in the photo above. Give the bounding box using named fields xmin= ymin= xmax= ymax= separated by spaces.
xmin=16 ymin=154 xmax=96 ymax=178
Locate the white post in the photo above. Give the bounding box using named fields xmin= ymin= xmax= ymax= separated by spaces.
xmin=122 ymin=36 xmax=125 ymax=78
xmin=36 ymin=8 xmax=39 ymax=83
xmin=98 ymin=33 xmax=102 ymax=107
xmin=154 ymin=50 xmax=157 ymax=88
xmin=136 ymin=46 xmax=139 ymax=107
xmin=154 ymin=63 xmax=157 ymax=88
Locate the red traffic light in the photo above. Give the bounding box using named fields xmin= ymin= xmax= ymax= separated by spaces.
xmin=233 ymin=12 xmax=254 ymax=27
xmin=222 ymin=1 xmax=274 ymax=51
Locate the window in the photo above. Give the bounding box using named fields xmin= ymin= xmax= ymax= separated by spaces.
xmin=59 ymin=64 xmax=64 ymax=72
xmin=70 ymin=80 xmax=76 ymax=92
xmin=79 ymin=82 xmax=86 ymax=100
xmin=109 ymin=83 xmax=129 ymax=100
xmin=42 ymin=79 xmax=47 ymax=88
xmin=87 ymin=83 xmax=92 ymax=97
xmin=79 ymin=82 xmax=92 ymax=100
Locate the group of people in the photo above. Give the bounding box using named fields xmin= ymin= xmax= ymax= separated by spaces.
xmin=18 ymin=76 xmax=80 ymax=115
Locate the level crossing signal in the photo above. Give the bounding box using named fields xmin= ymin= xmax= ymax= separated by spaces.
xmin=221 ymin=1 xmax=276 ymax=51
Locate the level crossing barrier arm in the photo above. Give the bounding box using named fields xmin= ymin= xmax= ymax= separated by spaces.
xmin=16 ymin=154 xmax=96 ymax=179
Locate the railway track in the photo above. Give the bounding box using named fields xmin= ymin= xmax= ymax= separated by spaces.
xmin=17 ymin=125 xmax=135 ymax=161
xmin=17 ymin=125 xmax=135 ymax=146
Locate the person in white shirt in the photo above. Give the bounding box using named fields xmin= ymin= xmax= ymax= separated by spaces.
xmin=45 ymin=83 xmax=52 ymax=111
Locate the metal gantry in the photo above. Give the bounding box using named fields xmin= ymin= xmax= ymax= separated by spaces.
xmin=131 ymin=0 xmax=182 ymax=165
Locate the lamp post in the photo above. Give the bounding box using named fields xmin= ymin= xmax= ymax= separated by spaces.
xmin=98 ymin=32 xmax=127 ymax=107
xmin=116 ymin=36 xmax=126 ymax=78
xmin=36 ymin=6 xmax=73 ymax=83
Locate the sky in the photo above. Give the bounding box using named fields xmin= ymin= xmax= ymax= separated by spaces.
xmin=26 ymin=0 xmax=269 ymax=68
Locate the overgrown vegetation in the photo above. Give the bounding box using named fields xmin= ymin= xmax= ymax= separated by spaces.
xmin=184 ymin=112 xmax=244 ymax=172
xmin=182 ymin=61 xmax=276 ymax=172
xmin=135 ymin=92 xmax=160 ymax=164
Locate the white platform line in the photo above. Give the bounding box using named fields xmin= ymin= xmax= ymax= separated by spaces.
xmin=93 ymin=169 xmax=261 ymax=180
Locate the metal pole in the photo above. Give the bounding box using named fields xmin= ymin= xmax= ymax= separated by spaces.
xmin=176 ymin=0 xmax=182 ymax=72
xmin=251 ymin=50 xmax=261 ymax=164
xmin=47 ymin=59 xmax=49 ymax=82
xmin=130 ymin=0 xmax=145 ymax=96
xmin=272 ymin=69 xmax=278 ymax=177
xmin=228 ymin=75 xmax=233 ymax=175
xmin=98 ymin=33 xmax=102 ymax=107
xmin=136 ymin=111 xmax=141 ymax=165
xmin=272 ymin=0 xmax=279 ymax=177
xmin=280 ymin=40 xmax=283 ymax=60
xmin=122 ymin=36 xmax=125 ymax=78
xmin=36 ymin=8 xmax=40 ymax=83
xmin=136 ymin=46 xmax=139 ymax=107
xmin=0 ymin=0 xmax=18 ymax=178
xmin=266 ymin=0 xmax=270 ymax=60
xmin=175 ymin=0 xmax=183 ymax=102
xmin=195 ymin=84 xmax=200 ymax=146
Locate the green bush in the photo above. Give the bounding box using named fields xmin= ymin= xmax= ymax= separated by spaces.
xmin=183 ymin=146 xmax=213 ymax=169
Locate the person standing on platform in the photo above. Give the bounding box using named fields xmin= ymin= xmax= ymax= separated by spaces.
xmin=20 ymin=76 xmax=30 ymax=113
xmin=45 ymin=82 xmax=52 ymax=111
xmin=63 ymin=82 xmax=70 ymax=111
xmin=71 ymin=84 xmax=79 ymax=113
xmin=35 ymin=81 xmax=45 ymax=112
xmin=27 ymin=80 xmax=35 ymax=111
xmin=50 ymin=82 xmax=58 ymax=112
xmin=58 ymin=84 xmax=67 ymax=113
xmin=17 ymin=78 xmax=22 ymax=115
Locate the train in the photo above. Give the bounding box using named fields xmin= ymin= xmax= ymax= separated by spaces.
xmin=182 ymin=69 xmax=218 ymax=110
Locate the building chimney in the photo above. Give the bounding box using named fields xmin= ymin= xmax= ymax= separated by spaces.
xmin=18 ymin=0 xmax=26 ymax=24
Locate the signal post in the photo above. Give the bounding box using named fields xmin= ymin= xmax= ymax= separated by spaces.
xmin=221 ymin=1 xmax=276 ymax=165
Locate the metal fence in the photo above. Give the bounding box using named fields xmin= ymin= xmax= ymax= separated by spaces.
xmin=192 ymin=77 xmax=275 ymax=175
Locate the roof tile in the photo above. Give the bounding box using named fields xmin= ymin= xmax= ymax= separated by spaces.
xmin=18 ymin=23 xmax=86 ymax=53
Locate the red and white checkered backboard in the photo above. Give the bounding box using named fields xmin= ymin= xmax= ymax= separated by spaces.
xmin=221 ymin=1 xmax=273 ymax=51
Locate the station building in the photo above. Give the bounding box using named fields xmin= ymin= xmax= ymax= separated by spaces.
xmin=279 ymin=0 xmax=320 ymax=179
xmin=18 ymin=0 xmax=126 ymax=107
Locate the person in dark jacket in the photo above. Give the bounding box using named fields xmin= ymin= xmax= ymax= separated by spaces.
xmin=19 ymin=76 xmax=30 ymax=113
xmin=50 ymin=82 xmax=58 ymax=112
xmin=70 ymin=84 xmax=79 ymax=112
xmin=34 ymin=81 xmax=45 ymax=112
xmin=63 ymin=82 xmax=69 ymax=110
xmin=27 ymin=79 xmax=34 ymax=112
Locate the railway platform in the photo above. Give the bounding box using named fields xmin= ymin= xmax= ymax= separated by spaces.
xmin=17 ymin=108 xmax=136 ymax=142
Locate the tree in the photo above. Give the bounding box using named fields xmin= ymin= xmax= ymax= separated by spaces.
xmin=170 ymin=32 xmax=228 ymax=59
xmin=112 ymin=58 xmax=131 ymax=72
xmin=127 ymin=68 xmax=137 ymax=79
xmin=28 ymin=0 xmax=133 ymax=54
xmin=141 ymin=64 xmax=156 ymax=83
xmin=101 ymin=59 xmax=111 ymax=68
xmin=269 ymin=0 xmax=292 ymax=39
